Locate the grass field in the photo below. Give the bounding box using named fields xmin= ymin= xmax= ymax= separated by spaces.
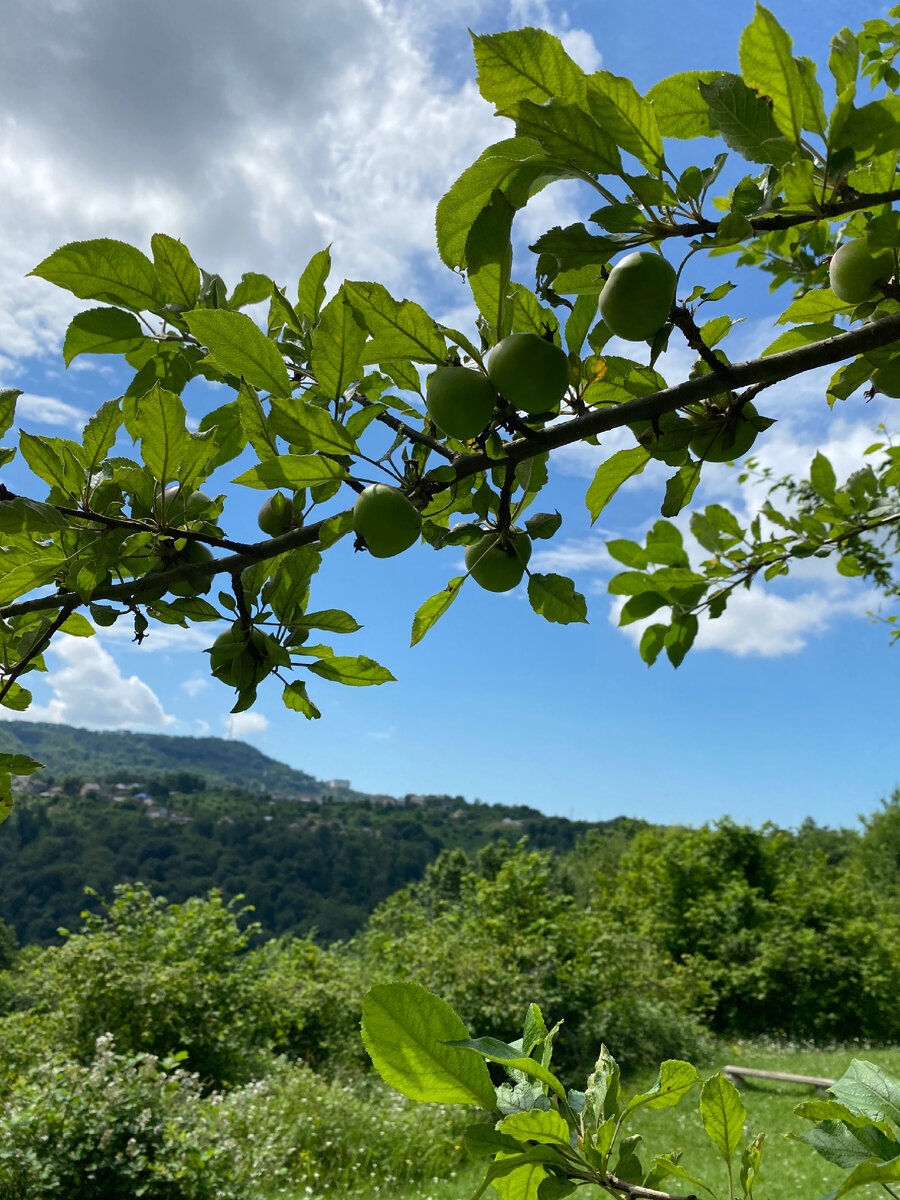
xmin=354 ymin=1043 xmax=900 ymax=1200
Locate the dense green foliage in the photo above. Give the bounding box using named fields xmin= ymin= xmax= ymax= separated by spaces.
xmin=0 ymin=785 xmax=608 ymax=947
xmin=3 ymin=798 xmax=900 ymax=1196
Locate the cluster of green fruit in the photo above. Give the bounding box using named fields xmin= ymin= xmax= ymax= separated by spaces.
xmin=351 ymin=484 xmax=531 ymax=592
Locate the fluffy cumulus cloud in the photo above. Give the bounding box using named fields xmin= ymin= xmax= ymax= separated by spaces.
xmin=225 ymin=711 xmax=269 ymax=739
xmin=610 ymin=580 xmax=882 ymax=659
xmin=6 ymin=635 xmax=174 ymax=729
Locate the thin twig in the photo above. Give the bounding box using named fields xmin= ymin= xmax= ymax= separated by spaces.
xmin=0 ymin=603 xmax=76 ymax=706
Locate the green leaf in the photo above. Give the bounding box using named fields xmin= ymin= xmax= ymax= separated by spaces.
xmin=183 ymin=309 xmax=292 ymax=396
xmin=525 ymin=512 xmax=562 ymax=541
xmin=820 ymin=1155 xmax=900 ymax=1200
xmin=198 ymin=400 xmax=247 ymax=470
xmin=446 ymin=1037 xmax=566 ymax=1100
xmin=763 ymin=322 xmax=841 ymax=356
xmin=810 ymin=451 xmax=837 ymax=499
xmin=565 ymin=295 xmax=598 ymax=357
xmin=531 ymin=224 xmax=620 ymax=274
xmin=471 ymin=27 xmax=586 ymax=112
xmin=151 ymin=233 xmax=200 ymax=307
xmin=498 ymin=1109 xmax=571 ymax=1146
xmin=232 ymin=454 xmax=344 ymax=490
xmin=0 ymin=389 xmax=20 ymax=439
xmin=792 ymin=1120 xmax=898 ymax=1170
xmin=514 ymin=97 xmax=621 ymax=174
xmin=647 ymin=70 xmax=723 ymax=138
xmin=626 ymin=1061 xmax=699 ymax=1114
xmin=307 ymin=655 xmax=395 ymax=686
xmin=829 ymin=28 xmax=858 ymax=98
xmin=466 ymin=190 xmax=515 ymax=338
xmin=0 ymin=498 xmax=67 ymax=534
xmin=18 ymin=432 xmax=84 ymax=495
xmin=282 ymin=680 xmax=322 ymax=719
xmin=81 ymin=400 xmax=123 ymax=474
xmin=586 ymin=447 xmax=649 ymax=523
xmin=297 ymin=246 xmax=332 ymax=323
xmin=640 ymin=623 xmax=668 ymax=666
xmin=527 ymin=574 xmax=588 ymax=624
xmin=0 ymin=557 xmax=66 ymax=605
xmin=361 ymin=982 xmax=497 ymax=1107
xmin=268 ymin=397 xmax=357 ymax=455
xmin=229 ymin=272 xmax=274 ymax=310
xmin=795 ymin=56 xmax=827 ymax=138
xmin=739 ymin=4 xmax=804 ymax=145
xmin=62 ymin=307 xmax=146 ymax=366
xmin=127 ymin=383 xmax=215 ymax=489
xmin=619 ymin=592 xmax=669 ymax=625
xmin=30 ymin=238 xmax=165 ymax=311
xmin=237 ymin=381 xmax=279 ymax=460
xmin=830 ymin=1060 xmax=900 ymax=1127
xmin=777 ymin=287 xmax=851 ymax=325
xmin=436 ymin=138 xmax=571 ymax=270
xmin=587 ymin=72 xmax=664 ymax=174
xmin=411 ymin=578 xmax=465 ymax=646
xmin=344 ymin=281 xmax=446 ymax=366
xmin=295 ymin=609 xmax=361 ymax=634
xmin=310 ymin=288 xmax=368 ymax=398
xmin=833 ymin=98 xmax=900 ymax=160
xmin=700 ymin=1073 xmax=746 ymax=1167
xmin=665 ymin=615 xmax=699 ymax=669
xmin=700 ymin=74 xmax=795 ymax=166
xmin=661 ymin=463 xmax=702 ymax=517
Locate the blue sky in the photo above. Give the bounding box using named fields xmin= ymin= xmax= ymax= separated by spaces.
xmin=1 ymin=0 xmax=898 ymax=829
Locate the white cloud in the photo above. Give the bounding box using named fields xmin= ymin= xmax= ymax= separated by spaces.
xmin=181 ymin=676 xmax=209 ymax=698
xmin=610 ymin=581 xmax=882 ymax=659
xmin=225 ymin=711 xmax=269 ymax=739
xmin=15 ymin=391 xmax=87 ymax=429
xmin=6 ymin=635 xmax=174 ymax=729
xmin=530 ymin=536 xmax=614 ymax=572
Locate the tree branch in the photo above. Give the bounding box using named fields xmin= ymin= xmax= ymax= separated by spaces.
xmin=449 ymin=310 xmax=900 ymax=482
xmin=0 ymin=603 xmax=76 ymax=706
xmin=652 ymin=186 xmax=900 ymax=243
xmin=606 ymin=1175 xmax=697 ymax=1200
xmin=354 ymin=392 xmax=456 ymax=461
xmin=3 ymin=311 xmax=900 ymax=625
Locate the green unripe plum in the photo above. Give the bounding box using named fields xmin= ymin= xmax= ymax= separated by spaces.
xmin=257 ymin=491 xmax=300 ymax=537
xmin=599 ymin=251 xmax=677 ymax=342
xmin=688 ymin=402 xmax=760 ymax=463
xmin=148 ymin=539 xmax=215 ymax=597
xmin=161 ymin=484 xmax=212 ymax=523
xmin=829 ymin=239 xmax=893 ymax=304
xmin=871 ymin=360 xmax=900 ymax=397
xmin=487 ymin=333 xmax=569 ymax=416
xmin=352 ymin=484 xmax=421 ymax=558
xmin=208 ymin=623 xmax=278 ymax=689
xmin=426 ymin=365 xmax=497 ymax=439
xmin=465 ymin=529 xmax=532 ymax=592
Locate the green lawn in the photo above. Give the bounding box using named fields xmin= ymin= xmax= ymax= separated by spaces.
xmin=356 ymin=1044 xmax=900 ymax=1200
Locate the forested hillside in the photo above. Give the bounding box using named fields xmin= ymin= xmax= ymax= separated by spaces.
xmin=0 ymin=720 xmax=627 ymax=943
xmin=0 ymin=721 xmax=320 ymax=795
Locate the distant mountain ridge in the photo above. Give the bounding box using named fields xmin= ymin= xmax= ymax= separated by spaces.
xmin=0 ymin=721 xmax=321 ymax=795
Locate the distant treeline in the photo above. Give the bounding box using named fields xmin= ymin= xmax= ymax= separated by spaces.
xmin=0 ymin=786 xmax=614 ymax=945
